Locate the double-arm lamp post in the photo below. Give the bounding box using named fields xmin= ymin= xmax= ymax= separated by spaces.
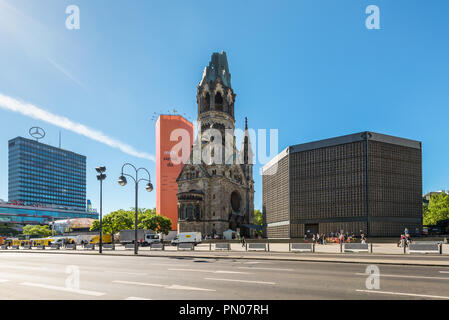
xmin=118 ymin=163 xmax=153 ymax=255
xmin=96 ymin=166 xmax=106 ymax=254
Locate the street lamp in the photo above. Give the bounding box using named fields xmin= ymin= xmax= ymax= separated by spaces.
xmin=118 ymin=163 xmax=153 ymax=255
xmin=96 ymin=166 xmax=106 ymax=254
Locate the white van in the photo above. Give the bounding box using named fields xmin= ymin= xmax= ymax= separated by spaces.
xmin=144 ymin=233 xmax=160 ymax=246
xmin=171 ymin=232 xmax=202 ymax=246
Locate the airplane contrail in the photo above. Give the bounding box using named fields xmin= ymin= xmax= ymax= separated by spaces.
xmin=0 ymin=93 xmax=155 ymax=162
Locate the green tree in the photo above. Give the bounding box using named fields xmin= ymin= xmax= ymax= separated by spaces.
xmin=254 ymin=209 xmax=263 ymax=236
xmin=423 ymin=193 xmax=449 ymax=226
xmin=22 ymin=225 xmax=52 ymax=237
xmin=0 ymin=224 xmax=19 ymax=236
xmin=138 ymin=213 xmax=172 ymax=235
xmin=90 ymin=209 xmax=134 ymax=244
xmin=90 ymin=208 xmax=172 ymax=239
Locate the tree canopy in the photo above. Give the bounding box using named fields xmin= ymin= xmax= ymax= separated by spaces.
xmin=423 ymin=193 xmax=449 ymax=226
xmin=22 ymin=225 xmax=52 ymax=237
xmin=254 ymin=209 xmax=263 ymax=236
xmin=90 ymin=208 xmax=172 ymax=235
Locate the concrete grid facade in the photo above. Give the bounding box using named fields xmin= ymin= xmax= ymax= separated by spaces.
xmin=262 ymin=132 xmax=422 ymax=238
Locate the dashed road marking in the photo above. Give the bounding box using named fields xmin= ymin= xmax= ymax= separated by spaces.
xmin=355 ymin=273 xmax=449 ymax=281
xmin=238 ymin=267 xmax=294 ymax=272
xmin=168 ymin=268 xmax=251 ymax=274
xmin=204 ymin=278 xmax=276 ymax=285
xmin=113 ymin=280 xmax=215 ymax=291
xmin=106 ymin=271 xmax=147 ymax=276
xmin=356 ymin=289 xmax=449 ymax=300
xmin=125 ymin=296 xmax=152 ymax=300
xmin=20 ymin=282 xmax=105 ymax=296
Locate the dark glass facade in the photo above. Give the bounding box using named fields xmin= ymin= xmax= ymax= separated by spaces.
xmin=8 ymin=137 xmax=86 ymax=211
xmin=262 ymin=132 xmax=422 ymax=238
xmin=0 ymin=203 xmax=98 ymax=225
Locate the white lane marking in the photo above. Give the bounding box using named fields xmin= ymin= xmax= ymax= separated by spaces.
xmin=243 ymin=262 xmax=271 ymax=265
xmin=150 ymin=263 xmax=189 ymax=267
xmin=20 ymin=282 xmax=105 ymax=297
xmin=168 ymin=268 xmax=251 ymax=274
xmin=439 ymin=271 xmax=449 ymax=274
xmin=238 ymin=267 xmax=294 ymax=272
xmin=113 ymin=280 xmax=165 ymax=288
xmin=355 ymin=273 xmax=449 ymax=281
xmin=113 ymin=280 xmax=215 ymax=291
xmin=106 ymin=271 xmax=147 ymax=276
xmin=125 ymin=296 xmax=152 ymax=300
xmin=0 ymin=264 xmax=62 ymax=273
xmin=168 ymin=285 xmax=215 ymax=291
xmin=205 ymin=278 xmax=276 ymax=285
xmin=0 ymin=279 xmax=9 ymax=283
xmin=356 ymin=289 xmax=449 ymax=300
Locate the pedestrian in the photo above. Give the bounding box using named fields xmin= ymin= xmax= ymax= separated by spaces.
xmin=405 ymin=233 xmax=412 ymax=246
xmin=338 ymin=233 xmax=344 ymax=244
xmin=361 ymin=234 xmax=366 ymax=244
xmin=241 ymin=236 xmax=246 ymax=247
xmin=312 ymin=234 xmax=316 ymax=243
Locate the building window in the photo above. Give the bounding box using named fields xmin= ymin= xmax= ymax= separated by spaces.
xmin=215 ymin=92 xmax=223 ymax=111
xmin=203 ymin=92 xmax=210 ymax=111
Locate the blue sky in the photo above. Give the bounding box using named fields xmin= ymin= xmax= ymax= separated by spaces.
xmin=0 ymin=0 xmax=448 ymax=214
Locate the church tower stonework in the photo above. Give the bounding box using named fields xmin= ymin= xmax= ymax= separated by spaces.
xmin=176 ymin=52 xmax=255 ymax=237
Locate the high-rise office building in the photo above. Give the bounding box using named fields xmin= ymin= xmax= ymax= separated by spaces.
xmin=8 ymin=136 xmax=87 ymax=211
xmin=156 ymin=115 xmax=193 ymax=230
xmin=262 ymin=132 xmax=422 ymax=238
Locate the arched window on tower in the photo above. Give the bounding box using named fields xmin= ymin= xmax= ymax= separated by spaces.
xmin=203 ymin=92 xmax=210 ymax=111
xmin=215 ymin=92 xmax=223 ymax=111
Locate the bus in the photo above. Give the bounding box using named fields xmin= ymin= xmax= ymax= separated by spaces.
xmin=31 ymin=238 xmax=54 ymax=246
xmin=90 ymin=234 xmax=112 ymax=244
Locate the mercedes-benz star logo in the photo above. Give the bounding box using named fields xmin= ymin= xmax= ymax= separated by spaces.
xmin=29 ymin=127 xmax=46 ymax=141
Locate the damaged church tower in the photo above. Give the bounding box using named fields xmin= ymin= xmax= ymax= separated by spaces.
xmin=176 ymin=52 xmax=255 ymax=237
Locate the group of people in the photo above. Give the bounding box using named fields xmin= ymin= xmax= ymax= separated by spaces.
xmin=304 ymin=231 xmax=367 ymax=244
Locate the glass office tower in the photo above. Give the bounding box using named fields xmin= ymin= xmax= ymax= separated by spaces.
xmin=8 ymin=137 xmax=86 ymax=211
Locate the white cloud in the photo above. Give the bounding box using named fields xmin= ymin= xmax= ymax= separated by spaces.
xmin=0 ymin=93 xmax=155 ymax=162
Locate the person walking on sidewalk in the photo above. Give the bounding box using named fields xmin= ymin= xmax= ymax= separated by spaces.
xmin=241 ymin=236 xmax=246 ymax=247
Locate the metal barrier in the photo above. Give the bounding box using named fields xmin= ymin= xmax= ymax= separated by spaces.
xmin=178 ymin=243 xmax=195 ymax=251
xmin=36 ymin=245 xmax=45 ymax=250
xmin=344 ymin=243 xmax=369 ymax=253
xmin=0 ymin=245 xmax=7 ymax=250
xmin=103 ymin=244 xmax=115 ymax=250
xmin=409 ymin=243 xmax=441 ymax=254
xmin=150 ymin=243 xmax=165 ymax=251
xmin=290 ymin=243 xmax=314 ymax=252
xmin=215 ymin=243 xmax=231 ymax=251
xmin=84 ymin=244 xmax=95 ymax=250
xmin=11 ymin=245 xmax=20 ymax=250
xmin=23 ymin=245 xmax=32 ymax=250
xmin=66 ymin=244 xmax=77 ymax=250
xmin=124 ymin=244 xmax=135 ymax=250
xmin=50 ymin=244 xmax=60 ymax=250
xmin=247 ymin=243 xmax=267 ymax=251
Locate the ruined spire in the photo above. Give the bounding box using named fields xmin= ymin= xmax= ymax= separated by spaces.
xmin=200 ymin=51 xmax=231 ymax=88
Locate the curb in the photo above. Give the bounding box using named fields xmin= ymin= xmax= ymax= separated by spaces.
xmin=1 ymin=250 xmax=449 ymax=267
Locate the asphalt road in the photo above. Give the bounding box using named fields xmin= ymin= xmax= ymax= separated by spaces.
xmin=0 ymin=252 xmax=449 ymax=300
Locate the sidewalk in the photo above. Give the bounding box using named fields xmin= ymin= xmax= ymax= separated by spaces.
xmin=2 ymin=244 xmax=449 ymax=267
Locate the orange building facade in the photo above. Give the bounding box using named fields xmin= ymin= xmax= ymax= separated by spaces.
xmin=156 ymin=115 xmax=193 ymax=230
